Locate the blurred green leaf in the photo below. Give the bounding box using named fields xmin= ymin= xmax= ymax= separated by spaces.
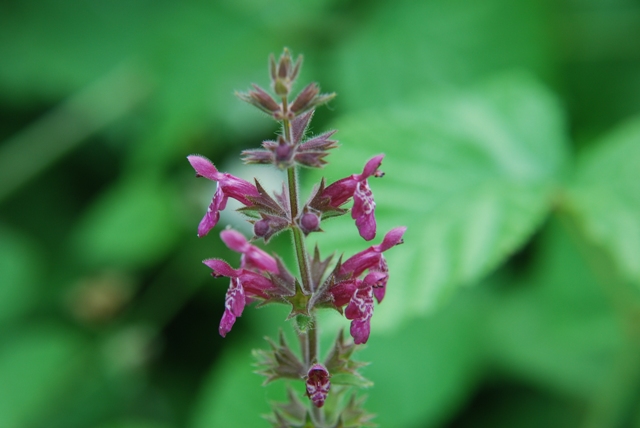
xmin=71 ymin=175 xmax=181 ymax=269
xmin=309 ymin=73 xmax=568 ymax=325
xmin=331 ymin=0 xmax=552 ymax=111
xmin=361 ymin=290 xmax=487 ymax=427
xmin=0 ymin=324 xmax=86 ymax=428
xmin=190 ymin=306 xmax=292 ymax=428
xmin=190 ymin=343 xmax=287 ymax=428
xmin=487 ymin=217 xmax=624 ymax=397
xmin=97 ymin=422 xmax=172 ymax=428
xmin=0 ymin=1 xmax=320 ymax=171
xmin=0 ymin=225 xmax=43 ymax=325
xmin=566 ymin=115 xmax=640 ymax=284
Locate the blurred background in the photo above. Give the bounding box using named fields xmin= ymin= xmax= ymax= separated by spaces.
xmin=2 ymin=0 xmax=640 ymax=427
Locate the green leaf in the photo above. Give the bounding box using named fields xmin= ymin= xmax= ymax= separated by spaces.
xmin=486 ymin=217 xmax=624 ymax=398
xmin=97 ymin=421 xmax=173 ymax=428
xmin=331 ymin=0 xmax=552 ymax=111
xmin=308 ymin=73 xmax=568 ymax=324
xmin=190 ymin=306 xmax=292 ymax=428
xmin=566 ymin=116 xmax=640 ymax=284
xmin=190 ymin=342 xmax=287 ymax=428
xmin=0 ymin=225 xmax=43 ymax=325
xmin=0 ymin=325 xmax=86 ymax=428
xmin=71 ymin=175 xmax=181 ymax=269
xmin=360 ymin=288 xmax=487 ymax=427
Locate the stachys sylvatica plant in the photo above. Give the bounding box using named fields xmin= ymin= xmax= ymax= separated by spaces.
xmin=187 ymin=49 xmax=406 ymax=427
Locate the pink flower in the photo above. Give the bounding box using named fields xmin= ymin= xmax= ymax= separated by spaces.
xmin=322 ymin=155 xmax=384 ymax=241
xmin=345 ymin=286 xmax=374 ymax=345
xmin=328 ymin=227 xmax=406 ymax=344
xmin=305 ymin=363 xmax=331 ymax=408
xmin=340 ymin=226 xmax=406 ymax=303
xmin=188 ymin=155 xmax=260 ymax=237
xmin=203 ymin=259 xmax=274 ymax=337
xmin=220 ymin=229 xmax=278 ymax=274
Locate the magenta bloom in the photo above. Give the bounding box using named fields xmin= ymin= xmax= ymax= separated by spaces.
xmin=305 ymin=363 xmax=331 ymax=408
xmin=203 ymin=259 xmax=274 ymax=337
xmin=220 ymin=229 xmax=278 ymax=274
xmin=188 ymin=155 xmax=260 ymax=237
xmin=345 ymin=286 xmax=374 ymax=345
xmin=340 ymin=226 xmax=406 ymax=303
xmin=322 ymin=154 xmax=384 ymax=241
xmin=328 ymin=227 xmax=406 ymax=344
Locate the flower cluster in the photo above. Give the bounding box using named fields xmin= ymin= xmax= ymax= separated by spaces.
xmin=187 ymin=49 xmax=405 ymax=425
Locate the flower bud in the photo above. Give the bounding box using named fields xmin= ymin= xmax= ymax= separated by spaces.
xmin=274 ymin=136 xmax=294 ymax=169
xmin=298 ymin=210 xmax=321 ymax=235
xmin=305 ymin=363 xmax=331 ymax=408
xmin=254 ymin=219 xmax=270 ymax=238
xmin=270 ymin=48 xmax=302 ymax=97
xmin=301 ymin=212 xmax=319 ymax=232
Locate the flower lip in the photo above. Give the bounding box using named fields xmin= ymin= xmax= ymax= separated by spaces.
xmin=188 ymin=154 xmax=221 ymax=180
xmin=360 ymin=154 xmax=384 ymax=179
xmin=220 ymin=229 xmax=278 ymax=274
xmin=339 ymin=226 xmax=407 ymax=278
xmin=187 ymin=155 xmax=260 ymax=237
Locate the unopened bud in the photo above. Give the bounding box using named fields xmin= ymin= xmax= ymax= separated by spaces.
xmin=306 ymin=363 xmax=331 ymax=408
xmin=275 ymin=136 xmax=294 ymax=169
xmin=254 ymin=219 xmax=270 ymax=238
xmin=270 ymin=48 xmax=303 ymax=97
xmin=299 ymin=212 xmax=320 ymax=234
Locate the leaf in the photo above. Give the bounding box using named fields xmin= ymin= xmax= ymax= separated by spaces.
xmin=307 ymin=73 xmax=568 ymax=325
xmin=565 ymin=115 xmax=640 ymax=284
xmin=0 ymin=225 xmax=43 ymax=326
xmin=191 ymin=341 xmax=287 ymax=428
xmin=360 ymin=288 xmax=487 ymax=427
xmin=491 ymin=216 xmax=625 ymax=390
xmin=71 ymin=175 xmax=181 ymax=269
xmin=190 ymin=305 xmax=294 ymax=428
xmin=330 ymin=0 xmax=552 ymax=111
xmin=0 ymin=324 xmax=86 ymax=428
xmin=0 ymin=1 xmax=324 ymax=169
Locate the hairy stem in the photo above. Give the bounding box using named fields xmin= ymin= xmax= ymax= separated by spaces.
xmin=283 ymin=105 xmax=324 ymax=425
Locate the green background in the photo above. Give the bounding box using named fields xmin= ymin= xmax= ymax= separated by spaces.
xmin=2 ymin=0 xmax=640 ymax=427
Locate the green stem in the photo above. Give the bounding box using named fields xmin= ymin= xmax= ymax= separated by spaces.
xmin=282 ymin=105 xmax=324 ymax=426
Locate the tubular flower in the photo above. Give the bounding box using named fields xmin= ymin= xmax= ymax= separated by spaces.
xmin=220 ymin=229 xmax=278 ymax=274
xmin=340 ymin=226 xmax=406 ymax=302
xmin=329 ymin=227 xmax=406 ymax=344
xmin=345 ymin=286 xmax=374 ymax=345
xmin=322 ymin=154 xmax=385 ymax=241
xmin=305 ymin=363 xmax=331 ymax=408
xmin=188 ymin=155 xmax=260 ymax=237
xmin=203 ymin=259 xmax=274 ymax=337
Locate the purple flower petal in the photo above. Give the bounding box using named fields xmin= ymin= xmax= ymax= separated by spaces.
xmin=219 ymin=277 xmax=246 ymax=337
xmin=203 ymin=258 xmax=238 ymax=277
xmin=219 ymin=308 xmax=236 ymax=337
xmin=305 ymin=363 xmax=331 ymax=408
xmin=220 ymin=229 xmax=250 ymax=253
xmin=380 ymin=226 xmax=407 ymax=251
xmin=220 ymin=229 xmax=278 ymax=273
xmin=349 ymin=317 xmax=371 ymax=345
xmin=360 ymin=154 xmax=384 ymax=179
xmin=352 ymin=181 xmax=377 ymax=241
xmin=197 ymin=187 xmax=225 ymax=237
xmin=188 ymin=155 xmax=221 ymax=180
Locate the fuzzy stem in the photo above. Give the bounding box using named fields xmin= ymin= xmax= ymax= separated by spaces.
xmin=283 ymin=102 xmax=324 ymax=426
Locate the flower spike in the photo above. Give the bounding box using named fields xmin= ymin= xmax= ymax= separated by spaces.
xmin=188 ymin=49 xmax=406 ymax=422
